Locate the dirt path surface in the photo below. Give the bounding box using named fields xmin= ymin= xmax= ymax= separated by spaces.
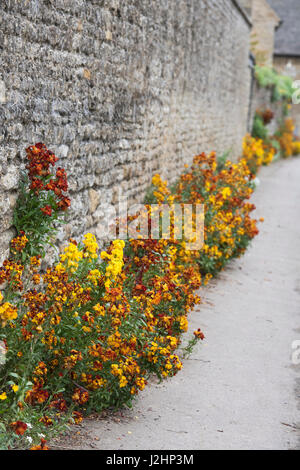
xmin=55 ymin=158 xmax=300 ymax=450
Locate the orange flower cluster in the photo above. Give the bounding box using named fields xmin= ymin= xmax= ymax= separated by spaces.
xmin=0 ymin=259 xmax=24 ymax=291
xmin=30 ymin=438 xmax=49 ymax=450
xmin=276 ymin=118 xmax=296 ymax=158
xmin=10 ymin=231 xmax=28 ymax=254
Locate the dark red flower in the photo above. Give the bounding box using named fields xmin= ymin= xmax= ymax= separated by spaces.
xmin=10 ymin=421 xmax=27 ymax=436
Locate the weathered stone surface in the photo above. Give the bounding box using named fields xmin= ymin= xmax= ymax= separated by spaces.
xmin=89 ymin=188 xmax=101 ymax=213
xmin=0 ymin=165 xmax=19 ymax=190
xmin=0 ymin=341 xmax=6 ymax=367
xmin=0 ymin=80 xmax=6 ymax=104
xmin=0 ymin=0 xmax=251 ymax=260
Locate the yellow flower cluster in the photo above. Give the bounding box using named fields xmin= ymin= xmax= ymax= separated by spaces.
xmin=242 ymin=134 xmax=275 ymax=174
xmin=292 ymin=141 xmax=300 ymax=156
xmin=152 ymin=174 xmax=174 ymax=204
xmin=243 ymin=134 xmax=265 ymax=164
xmin=0 ymin=294 xmax=18 ymax=327
xmin=83 ymin=233 xmax=98 ymax=260
xmin=221 ymin=187 xmax=232 ymax=199
xmin=101 ymin=240 xmax=125 ymax=289
xmin=60 ymin=241 xmax=83 ymax=273
xmin=87 ymin=269 xmax=102 ymax=286
xmin=60 ymin=234 xmax=99 ymax=273
xmin=111 ymin=364 xmax=128 ymax=388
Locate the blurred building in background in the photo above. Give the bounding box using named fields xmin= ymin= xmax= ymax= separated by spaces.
xmin=251 ymin=0 xmax=280 ymax=66
xmin=268 ymin=0 xmax=300 ymax=132
xmin=268 ymin=0 xmax=300 ymax=76
xmin=244 ymin=0 xmax=300 ymax=133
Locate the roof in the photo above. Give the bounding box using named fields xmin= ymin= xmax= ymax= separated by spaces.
xmin=267 ymin=0 xmax=300 ymax=57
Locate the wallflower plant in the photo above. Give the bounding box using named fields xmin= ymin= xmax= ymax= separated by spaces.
xmin=0 ymin=143 xmax=261 ymax=449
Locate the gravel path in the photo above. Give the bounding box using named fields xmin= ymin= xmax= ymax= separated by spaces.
xmin=58 ymin=158 xmax=300 ymax=450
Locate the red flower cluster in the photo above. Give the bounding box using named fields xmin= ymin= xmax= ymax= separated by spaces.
xmin=25 ymin=382 xmax=49 ymax=405
xmin=194 ymin=328 xmax=205 ymax=340
xmin=72 ymin=387 xmax=89 ymax=405
xmin=260 ymin=109 xmax=274 ymax=125
xmin=48 ymin=394 xmax=68 ymax=412
xmin=26 ymin=143 xmax=71 ymax=214
xmin=26 ymin=142 xmax=58 ymax=181
xmin=10 ymin=421 xmax=28 ymax=436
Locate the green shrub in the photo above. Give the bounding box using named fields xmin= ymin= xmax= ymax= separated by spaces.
xmin=255 ymin=65 xmax=294 ymax=102
xmin=252 ymin=114 xmax=268 ymax=140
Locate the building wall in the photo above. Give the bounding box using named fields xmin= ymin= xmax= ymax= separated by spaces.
xmin=0 ymin=0 xmax=251 ymax=262
xmin=274 ymin=56 xmax=300 ymax=134
xmin=238 ymin=0 xmax=253 ymax=17
xmin=251 ymin=0 xmax=280 ymax=66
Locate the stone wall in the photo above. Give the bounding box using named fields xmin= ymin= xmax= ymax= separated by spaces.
xmin=0 ymin=0 xmax=251 ymax=261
